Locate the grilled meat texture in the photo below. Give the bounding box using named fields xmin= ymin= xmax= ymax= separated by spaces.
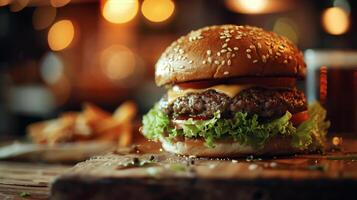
xmin=160 ymin=87 xmax=307 ymax=119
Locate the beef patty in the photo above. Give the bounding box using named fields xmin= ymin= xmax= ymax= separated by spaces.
xmin=159 ymin=87 xmax=307 ymax=119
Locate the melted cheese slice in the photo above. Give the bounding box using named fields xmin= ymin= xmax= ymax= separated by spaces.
xmin=167 ymin=84 xmax=252 ymax=104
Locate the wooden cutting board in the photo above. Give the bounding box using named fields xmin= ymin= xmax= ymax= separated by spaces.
xmin=51 ymin=139 xmax=357 ymax=200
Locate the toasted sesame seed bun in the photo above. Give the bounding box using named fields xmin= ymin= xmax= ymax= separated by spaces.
xmin=159 ymin=136 xmax=316 ymax=157
xmin=155 ymin=25 xmax=306 ymax=87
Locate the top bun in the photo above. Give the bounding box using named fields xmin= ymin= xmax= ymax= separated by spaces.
xmin=155 ymin=25 xmax=306 ymax=86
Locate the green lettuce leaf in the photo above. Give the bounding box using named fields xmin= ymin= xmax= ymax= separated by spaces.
xmin=142 ymin=102 xmax=329 ymax=150
xmin=293 ymin=102 xmax=330 ymax=150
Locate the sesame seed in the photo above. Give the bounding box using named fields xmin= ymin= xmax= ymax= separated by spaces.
xmin=222 ymin=43 xmax=228 ymax=48
xmin=269 ymin=49 xmax=273 ymax=54
xmin=246 ymin=49 xmax=251 ymax=53
xmin=221 ymin=49 xmax=227 ymax=53
xmin=227 ymin=47 xmax=232 ymax=52
xmin=226 ymin=52 xmax=232 ymax=58
xmin=220 ymin=36 xmax=226 ymax=39
xmin=227 ymin=59 xmax=232 ymax=65
xmin=288 ymin=56 xmax=292 ymax=59
xmin=207 ymin=57 xmax=212 ymax=63
xmin=206 ymin=50 xmax=212 ymax=55
xmin=232 ymin=53 xmax=236 ymax=57
xmin=279 ymin=45 xmax=284 ymax=50
xmin=257 ymin=43 xmax=262 ymax=48
xmin=217 ymin=52 xmax=221 ymax=56
xmin=253 ymin=59 xmax=258 ymax=63
xmin=225 ymin=38 xmax=230 ymax=42
xmin=233 ymin=47 xmax=239 ymax=51
xmin=189 ymin=60 xmax=193 ymax=64
xmin=179 ymin=49 xmax=184 ymax=54
xmin=202 ymin=60 xmax=207 ymax=64
xmin=276 ymin=52 xmax=281 ymax=56
xmin=235 ymin=36 xmax=241 ymax=40
xmin=283 ymin=60 xmax=288 ymax=64
xmin=247 ymin=54 xmax=252 ymax=59
xmin=214 ymin=60 xmax=220 ymax=65
xmin=250 ymin=45 xmax=255 ymax=49
xmin=179 ymin=65 xmax=185 ymax=69
xmin=221 ymin=60 xmax=225 ymax=65
xmin=224 ymin=71 xmax=229 ymax=75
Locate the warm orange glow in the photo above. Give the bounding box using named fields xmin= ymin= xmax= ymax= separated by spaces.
xmin=273 ymin=18 xmax=298 ymax=44
xmin=50 ymin=0 xmax=71 ymax=8
xmin=100 ymin=45 xmax=136 ymax=81
xmin=48 ymin=20 xmax=75 ymax=51
xmin=141 ymin=0 xmax=175 ymax=23
xmin=9 ymin=0 xmax=29 ymax=12
xmin=0 ymin=0 xmax=11 ymax=7
xmin=33 ymin=6 xmax=57 ymax=30
xmin=226 ymin=0 xmax=268 ymax=14
xmin=322 ymin=7 xmax=350 ymax=35
xmin=102 ymin=0 xmax=139 ymax=24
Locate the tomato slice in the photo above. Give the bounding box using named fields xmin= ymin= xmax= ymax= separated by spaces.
xmin=290 ymin=111 xmax=309 ymax=126
xmin=177 ymin=77 xmax=296 ymax=89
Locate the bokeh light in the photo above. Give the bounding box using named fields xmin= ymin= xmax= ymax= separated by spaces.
xmin=273 ymin=18 xmax=298 ymax=44
xmin=32 ymin=6 xmax=57 ymax=30
xmin=100 ymin=45 xmax=136 ymax=81
xmin=40 ymin=52 xmax=64 ymax=85
xmin=50 ymin=0 xmax=71 ymax=8
xmin=225 ymin=0 xmax=268 ymax=14
xmin=322 ymin=7 xmax=350 ymax=35
xmin=48 ymin=20 xmax=75 ymax=51
xmin=9 ymin=0 xmax=29 ymax=12
xmin=0 ymin=0 xmax=11 ymax=7
xmin=102 ymin=0 xmax=139 ymax=24
xmin=141 ymin=0 xmax=175 ymax=23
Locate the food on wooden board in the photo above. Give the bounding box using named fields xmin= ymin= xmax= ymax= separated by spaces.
xmin=141 ymin=25 xmax=329 ymax=157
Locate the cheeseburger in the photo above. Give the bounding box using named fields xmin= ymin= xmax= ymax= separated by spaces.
xmin=142 ymin=25 xmax=329 ymax=157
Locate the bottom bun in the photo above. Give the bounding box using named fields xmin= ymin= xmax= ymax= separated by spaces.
xmin=159 ymin=136 xmax=315 ymax=157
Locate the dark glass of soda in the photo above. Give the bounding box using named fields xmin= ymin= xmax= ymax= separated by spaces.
xmin=305 ymin=50 xmax=357 ymax=134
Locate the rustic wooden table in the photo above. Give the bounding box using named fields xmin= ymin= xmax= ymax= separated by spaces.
xmin=1 ymin=138 xmax=357 ymax=200
xmin=0 ymin=161 xmax=70 ymax=200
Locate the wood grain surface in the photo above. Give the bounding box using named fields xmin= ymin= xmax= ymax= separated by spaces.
xmin=0 ymin=161 xmax=70 ymax=200
xmin=51 ymin=139 xmax=357 ymax=200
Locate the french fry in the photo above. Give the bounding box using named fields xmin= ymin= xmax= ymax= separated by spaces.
xmin=96 ymin=123 xmax=123 ymax=141
xmin=95 ymin=101 xmax=137 ymax=136
xmin=72 ymin=114 xmax=93 ymax=140
xmin=113 ymin=101 xmax=137 ymax=123
xmin=27 ymin=113 xmax=77 ymax=145
xmin=82 ymin=102 xmax=111 ymax=124
xmin=27 ymin=101 xmax=137 ymax=147
xmin=117 ymin=124 xmax=133 ymax=147
xmin=113 ymin=101 xmax=137 ymax=147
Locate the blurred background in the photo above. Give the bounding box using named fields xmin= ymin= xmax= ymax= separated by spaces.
xmin=0 ymin=0 xmax=356 ymax=139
